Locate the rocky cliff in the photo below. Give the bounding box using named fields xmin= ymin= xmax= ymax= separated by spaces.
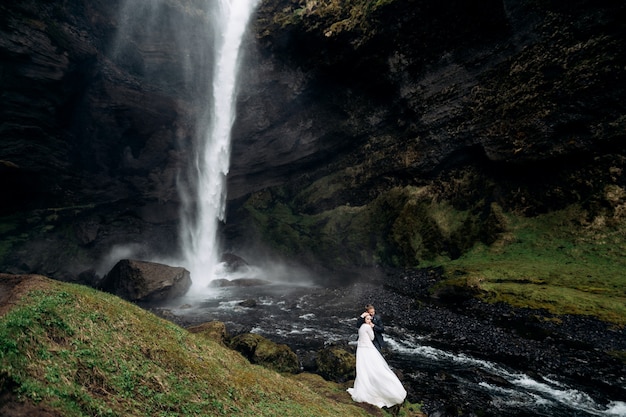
xmin=0 ymin=0 xmax=212 ymax=280
xmin=225 ymin=0 xmax=626 ymax=273
xmin=0 ymin=0 xmax=625 ymax=282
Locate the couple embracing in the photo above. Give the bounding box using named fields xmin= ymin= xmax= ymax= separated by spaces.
xmin=347 ymin=304 xmax=407 ymax=408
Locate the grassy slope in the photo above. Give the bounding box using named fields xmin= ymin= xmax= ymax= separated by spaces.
xmin=0 ymin=276 xmax=396 ymax=417
xmin=434 ymin=205 xmax=626 ymax=326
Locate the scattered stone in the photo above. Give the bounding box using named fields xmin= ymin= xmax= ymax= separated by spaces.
xmin=238 ymin=299 xmax=257 ymax=308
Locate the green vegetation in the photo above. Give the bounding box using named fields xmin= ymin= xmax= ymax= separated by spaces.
xmin=241 ymin=184 xmax=500 ymax=268
xmin=432 ymin=205 xmax=626 ymax=326
xmin=242 ymin=181 xmax=626 ymax=326
xmin=0 ymin=277 xmax=419 ymax=416
xmin=291 ymin=0 xmax=394 ymax=35
xmin=260 ymin=0 xmax=397 ymax=45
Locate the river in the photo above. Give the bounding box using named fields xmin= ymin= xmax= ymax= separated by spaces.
xmin=155 ymin=271 xmax=626 ymax=417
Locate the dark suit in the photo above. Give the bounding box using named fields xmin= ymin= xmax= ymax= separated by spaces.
xmin=356 ymin=314 xmax=385 ymax=351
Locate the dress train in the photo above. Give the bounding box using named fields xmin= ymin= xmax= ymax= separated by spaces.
xmin=347 ymin=323 xmax=406 ymax=408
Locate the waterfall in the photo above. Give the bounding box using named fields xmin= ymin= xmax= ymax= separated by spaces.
xmin=179 ymin=0 xmax=259 ymax=289
xmin=108 ymin=0 xmax=259 ymax=287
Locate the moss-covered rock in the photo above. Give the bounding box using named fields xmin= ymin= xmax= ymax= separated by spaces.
xmin=237 ymin=182 xmax=509 ymax=269
xmin=230 ymin=333 xmax=300 ymax=374
xmin=315 ymin=346 xmax=356 ymax=383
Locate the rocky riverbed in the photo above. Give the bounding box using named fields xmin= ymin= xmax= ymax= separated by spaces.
xmin=372 ymin=268 xmax=626 ymax=415
xmin=152 ymin=267 xmax=626 ymax=417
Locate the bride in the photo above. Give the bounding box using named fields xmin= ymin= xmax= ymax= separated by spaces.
xmin=347 ymin=314 xmax=407 ymax=408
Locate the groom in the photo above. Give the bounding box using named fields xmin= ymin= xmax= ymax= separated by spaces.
xmin=356 ymin=304 xmax=385 ymax=352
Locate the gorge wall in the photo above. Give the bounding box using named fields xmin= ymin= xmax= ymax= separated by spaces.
xmin=0 ymin=0 xmax=625 ymax=282
xmin=0 ymin=0 xmax=212 ymax=281
xmin=225 ymin=0 xmax=626 ymax=275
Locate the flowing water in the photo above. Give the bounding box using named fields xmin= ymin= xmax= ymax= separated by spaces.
xmin=165 ymin=278 xmax=626 ymax=417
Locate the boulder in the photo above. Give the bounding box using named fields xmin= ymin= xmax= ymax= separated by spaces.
xmin=229 ymin=333 xmax=299 ymax=374
xmin=315 ymin=345 xmax=356 ymax=383
xmin=220 ymin=253 xmax=249 ymax=272
xmin=99 ymin=259 xmax=191 ymax=302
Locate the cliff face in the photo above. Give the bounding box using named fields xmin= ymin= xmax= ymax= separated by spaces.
xmin=224 ymin=0 xmax=626 ymax=271
xmin=0 ymin=1 xmax=210 ymax=280
xmin=0 ymin=0 xmax=625 ymax=280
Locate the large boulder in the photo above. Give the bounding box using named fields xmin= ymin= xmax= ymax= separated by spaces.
xmin=98 ymin=259 xmax=191 ymax=302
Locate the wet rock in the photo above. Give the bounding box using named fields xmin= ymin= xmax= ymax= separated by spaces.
xmin=238 ymin=299 xmax=257 ymax=308
xmin=209 ymin=279 xmax=231 ymax=287
xmin=99 ymin=259 xmax=191 ymax=302
xmin=220 ymin=253 xmax=249 ymax=272
xmin=297 ymin=349 xmax=318 ymax=373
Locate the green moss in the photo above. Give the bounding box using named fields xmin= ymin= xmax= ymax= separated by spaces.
xmin=433 ymin=205 xmax=626 ymax=325
xmin=262 ymin=0 xmax=399 ymax=45
xmin=315 ymin=346 xmax=356 ymax=382
xmin=242 ymin=184 xmax=507 ymax=268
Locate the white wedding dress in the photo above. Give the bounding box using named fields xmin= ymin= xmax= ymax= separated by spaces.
xmin=347 ymin=323 xmax=407 ymax=407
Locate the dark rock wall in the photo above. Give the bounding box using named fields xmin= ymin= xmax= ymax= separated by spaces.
xmin=223 ymin=0 xmax=626 ymax=271
xmin=0 ymin=1 xmax=213 ymax=280
xmin=1 ymin=0 xmax=625 ymax=279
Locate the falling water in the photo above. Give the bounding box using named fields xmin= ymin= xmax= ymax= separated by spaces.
xmin=179 ymin=0 xmax=259 ymax=289
xmin=109 ymin=0 xmax=259 ymax=286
